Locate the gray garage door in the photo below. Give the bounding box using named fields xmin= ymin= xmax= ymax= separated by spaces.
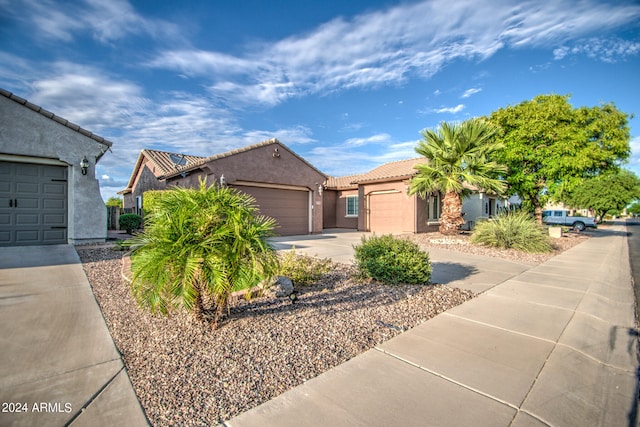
xmin=0 ymin=161 xmax=68 ymax=246
xmin=233 ymin=185 xmax=309 ymax=236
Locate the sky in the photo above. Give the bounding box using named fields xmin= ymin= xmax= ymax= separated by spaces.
xmin=1 ymin=0 xmax=639 ymax=201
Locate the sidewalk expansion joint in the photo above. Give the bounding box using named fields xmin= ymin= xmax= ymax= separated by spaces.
xmin=64 ymin=364 xmax=126 ymax=427
xmin=444 ymin=313 xmax=636 ymax=373
xmin=442 ymin=313 xmax=558 ymax=345
xmin=373 ymin=346 xmax=519 ymax=411
xmin=0 ymin=358 xmax=124 ymax=390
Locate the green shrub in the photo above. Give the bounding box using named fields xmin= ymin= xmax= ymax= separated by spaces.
xmin=141 ymin=190 xmax=165 ymax=217
xmin=119 ymin=213 xmax=142 ymax=234
xmin=354 ymin=235 xmax=431 ymax=285
xmin=471 ymin=210 xmax=552 ymax=253
xmin=278 ymin=248 xmax=332 ymax=286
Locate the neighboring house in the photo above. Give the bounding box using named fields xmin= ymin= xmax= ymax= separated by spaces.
xmin=118 ymin=149 xmax=206 ymax=215
xmin=324 ymin=157 xmax=513 ymax=234
xmin=122 ymin=139 xmax=327 ymax=236
xmin=0 ymin=89 xmax=112 ymax=246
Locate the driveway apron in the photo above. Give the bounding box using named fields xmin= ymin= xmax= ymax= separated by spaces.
xmin=0 ymin=245 xmax=148 ymax=427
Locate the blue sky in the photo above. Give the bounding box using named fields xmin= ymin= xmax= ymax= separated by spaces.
xmin=1 ymin=0 xmax=639 ymax=201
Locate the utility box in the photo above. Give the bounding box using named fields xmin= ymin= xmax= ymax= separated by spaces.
xmin=548 ymin=226 xmax=563 ymax=238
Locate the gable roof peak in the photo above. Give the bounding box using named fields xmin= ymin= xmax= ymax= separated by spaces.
xmin=0 ymin=88 xmax=113 ymax=148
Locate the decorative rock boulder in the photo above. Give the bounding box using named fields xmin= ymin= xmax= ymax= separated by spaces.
xmin=272 ymin=275 xmax=295 ymax=297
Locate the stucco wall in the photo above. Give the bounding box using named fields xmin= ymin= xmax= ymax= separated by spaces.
xmin=322 ymin=190 xmax=337 ymax=228
xmin=123 ymin=162 xmax=167 ymax=210
xmin=0 ymin=96 xmax=109 ymax=244
xmin=334 ymin=189 xmax=359 ymax=229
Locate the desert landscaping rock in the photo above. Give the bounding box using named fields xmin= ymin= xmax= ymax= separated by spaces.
xmin=79 ymin=249 xmax=474 ymax=426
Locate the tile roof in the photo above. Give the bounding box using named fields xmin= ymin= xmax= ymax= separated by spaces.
xmin=1 ymin=88 xmax=113 ymax=148
xmin=325 ymin=158 xmax=429 ymax=189
xmin=142 ymin=149 xmax=206 ymax=177
xmin=353 ymin=157 xmax=429 ymax=183
xmin=165 ymin=138 xmax=326 ymax=179
xmin=324 ymin=174 xmax=364 ymax=189
xmin=119 ymin=149 xmax=206 ymax=194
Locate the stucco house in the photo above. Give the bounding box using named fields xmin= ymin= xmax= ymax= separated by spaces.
xmin=119 ymin=149 xmax=206 ymax=215
xmin=122 ymin=139 xmax=327 ymax=236
xmin=0 ymin=89 xmax=112 ymax=246
xmin=323 ymin=157 xmax=512 ymax=234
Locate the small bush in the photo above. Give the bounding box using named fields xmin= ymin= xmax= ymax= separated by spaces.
xmin=119 ymin=213 xmax=142 ymax=234
xmin=471 ymin=210 xmax=552 ymax=253
xmin=354 ymin=235 xmax=431 ymax=285
xmin=278 ymin=248 xmax=332 ymax=286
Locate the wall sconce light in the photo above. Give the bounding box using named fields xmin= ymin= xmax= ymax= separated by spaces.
xmin=273 ymin=147 xmax=280 ymax=158
xmin=317 ymin=184 xmax=323 ymax=196
xmin=219 ymin=174 xmax=226 ymax=186
xmin=80 ymin=156 xmax=89 ymax=175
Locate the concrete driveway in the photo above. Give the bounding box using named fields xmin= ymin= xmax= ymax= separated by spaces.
xmin=0 ymin=245 xmax=148 ymax=427
xmin=270 ymin=229 xmax=532 ymax=293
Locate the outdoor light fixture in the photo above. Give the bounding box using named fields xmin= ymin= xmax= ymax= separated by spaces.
xmin=289 ymin=290 xmax=298 ymax=303
xmin=317 ymin=184 xmax=323 ymax=196
xmin=80 ymin=156 xmax=89 ymax=175
xmin=219 ymin=174 xmax=226 ymax=186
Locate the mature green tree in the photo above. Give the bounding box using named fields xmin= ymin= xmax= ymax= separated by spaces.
xmin=105 ymin=196 xmax=122 ymax=207
xmin=628 ymin=202 xmax=640 ymax=216
xmin=487 ymin=94 xmax=631 ymax=222
xmin=565 ymin=170 xmax=640 ymax=221
xmin=409 ymin=118 xmax=507 ymax=234
xmin=128 ymin=179 xmax=279 ymax=328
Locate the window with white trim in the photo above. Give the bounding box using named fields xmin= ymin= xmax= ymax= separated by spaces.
xmin=346 ymin=195 xmax=358 ymax=217
xmin=427 ymin=193 xmax=440 ymax=221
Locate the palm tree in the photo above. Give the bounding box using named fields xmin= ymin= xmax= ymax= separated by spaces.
xmin=409 ymin=119 xmax=507 ymax=235
xmin=127 ymin=179 xmax=279 ymax=328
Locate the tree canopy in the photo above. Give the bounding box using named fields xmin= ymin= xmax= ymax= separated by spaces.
xmin=105 ymin=196 xmax=123 ymax=207
xmin=486 ymin=94 xmax=631 ymax=221
xmin=564 ymin=170 xmax=640 ymax=221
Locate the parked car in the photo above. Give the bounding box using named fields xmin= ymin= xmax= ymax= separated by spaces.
xmin=542 ymin=210 xmax=597 ymax=231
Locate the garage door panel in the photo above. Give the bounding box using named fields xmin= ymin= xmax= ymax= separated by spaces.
xmin=16 ymin=214 xmax=39 ymax=225
xmin=16 ymin=197 xmax=40 ymax=209
xmin=233 ymin=185 xmax=309 ymax=236
xmin=44 ymin=214 xmax=65 ymax=226
xmin=16 ymin=182 xmax=39 ymax=193
xmin=44 ymin=182 xmax=65 ymax=194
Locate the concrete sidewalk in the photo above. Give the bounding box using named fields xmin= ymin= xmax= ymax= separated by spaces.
xmin=0 ymin=245 xmax=148 ymax=427
xmin=228 ymin=222 xmax=639 ymax=427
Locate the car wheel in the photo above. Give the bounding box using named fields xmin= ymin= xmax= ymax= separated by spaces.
xmin=573 ymin=221 xmax=585 ymax=232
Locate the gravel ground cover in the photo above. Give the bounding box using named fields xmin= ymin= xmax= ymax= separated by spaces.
xmin=78 ymin=229 xmax=589 ymax=425
xmin=405 ymin=229 xmax=590 ymax=264
xmin=79 ymin=249 xmax=474 ymax=426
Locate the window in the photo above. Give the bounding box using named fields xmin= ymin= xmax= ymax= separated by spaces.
xmin=427 ymin=193 xmax=440 ymax=221
xmin=346 ymin=195 xmax=358 ymax=217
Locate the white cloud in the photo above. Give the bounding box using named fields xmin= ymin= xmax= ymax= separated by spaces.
xmin=147 ymin=0 xmax=640 ymax=107
xmin=434 ymin=104 xmax=466 ymax=114
xmin=7 ymin=0 xmax=181 ymax=43
xmin=461 ymin=88 xmax=482 ymax=98
xmin=554 ymin=38 xmax=640 ymax=63
xmin=344 ymin=133 xmax=391 ymax=146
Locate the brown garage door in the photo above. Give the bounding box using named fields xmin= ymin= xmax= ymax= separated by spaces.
xmin=0 ymin=161 xmax=68 ymax=246
xmin=368 ymin=191 xmax=404 ymax=234
xmin=233 ymin=185 xmax=309 ymax=236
